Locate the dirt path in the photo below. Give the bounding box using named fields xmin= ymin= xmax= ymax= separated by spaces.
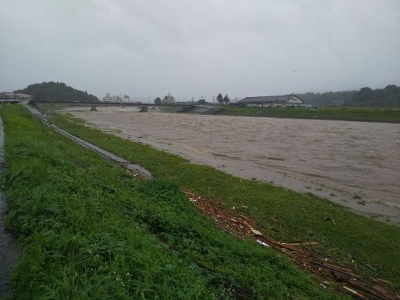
xmin=63 ymin=107 xmax=400 ymax=223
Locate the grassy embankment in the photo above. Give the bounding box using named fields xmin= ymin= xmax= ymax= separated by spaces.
xmin=1 ymin=106 xmax=344 ymax=298
xmin=32 ymin=103 xmax=72 ymax=110
xmin=48 ymin=111 xmax=400 ymax=291
xmin=204 ymin=106 xmax=400 ymax=122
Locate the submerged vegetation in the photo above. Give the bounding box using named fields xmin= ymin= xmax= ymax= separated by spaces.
xmin=0 ymin=105 xmax=345 ymax=299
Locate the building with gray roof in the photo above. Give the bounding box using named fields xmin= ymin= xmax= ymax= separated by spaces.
xmin=239 ymin=95 xmax=303 ymax=107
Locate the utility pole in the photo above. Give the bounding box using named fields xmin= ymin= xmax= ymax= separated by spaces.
xmin=344 ymin=93 xmax=347 ymax=108
xmin=213 ymin=95 xmax=215 ymax=105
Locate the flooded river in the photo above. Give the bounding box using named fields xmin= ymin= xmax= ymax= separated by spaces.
xmin=65 ymin=107 xmax=400 ymax=222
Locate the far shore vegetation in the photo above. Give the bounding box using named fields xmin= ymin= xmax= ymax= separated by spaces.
xmin=140 ymin=104 xmax=400 ymax=123
xmin=202 ymin=106 xmax=400 ymax=123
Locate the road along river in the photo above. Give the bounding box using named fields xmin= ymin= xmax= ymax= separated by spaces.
xmin=62 ymin=107 xmax=400 ymax=223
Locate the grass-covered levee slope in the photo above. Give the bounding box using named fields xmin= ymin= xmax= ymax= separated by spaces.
xmin=0 ymin=108 xmax=344 ymax=298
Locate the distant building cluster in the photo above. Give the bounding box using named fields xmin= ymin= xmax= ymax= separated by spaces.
xmin=0 ymin=92 xmax=32 ymax=100
xmin=99 ymin=93 xmax=305 ymax=107
xmin=239 ymin=95 xmax=304 ymax=107
xmin=162 ymin=93 xmax=175 ymax=105
xmin=102 ymin=93 xmax=130 ymax=103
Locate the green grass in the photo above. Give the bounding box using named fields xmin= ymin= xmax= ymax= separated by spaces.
xmin=33 ymin=102 xmax=74 ymax=110
xmin=0 ymin=106 xmax=344 ymax=299
xmin=47 ymin=110 xmax=400 ymax=293
xmin=204 ymin=106 xmax=400 ymax=122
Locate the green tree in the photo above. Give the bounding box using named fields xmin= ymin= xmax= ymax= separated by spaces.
xmin=15 ymin=81 xmax=99 ymax=102
xmin=223 ymin=94 xmax=230 ymax=106
xmin=217 ymin=93 xmax=223 ymax=105
xmin=154 ymin=97 xmax=162 ymax=105
xmin=353 ymin=87 xmax=373 ymax=106
xmin=197 ymin=99 xmax=206 ymax=105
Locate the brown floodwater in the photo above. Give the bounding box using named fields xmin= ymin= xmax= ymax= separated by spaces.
xmin=63 ymin=107 xmax=400 ymax=223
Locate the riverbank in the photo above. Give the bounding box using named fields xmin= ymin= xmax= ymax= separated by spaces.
xmin=1 ymin=104 xmax=346 ymax=299
xmin=48 ymin=109 xmax=400 ymax=294
xmin=2 ymin=104 xmax=400 ymax=297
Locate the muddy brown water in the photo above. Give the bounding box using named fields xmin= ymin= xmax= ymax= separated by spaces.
xmin=63 ymin=107 xmax=400 ymax=223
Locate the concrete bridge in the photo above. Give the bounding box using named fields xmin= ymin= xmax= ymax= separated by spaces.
xmin=0 ymin=99 xmax=23 ymax=104
xmin=29 ymin=100 xmax=201 ymax=112
xmin=30 ymin=100 xmax=194 ymax=106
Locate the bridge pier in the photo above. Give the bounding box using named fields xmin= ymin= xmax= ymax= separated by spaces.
xmin=140 ymin=106 xmax=148 ymax=112
xmin=90 ymin=105 xmax=97 ymax=111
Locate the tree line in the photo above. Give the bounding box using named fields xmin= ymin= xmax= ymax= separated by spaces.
xmin=16 ymin=82 xmax=100 ymax=102
xmin=351 ymin=85 xmax=400 ymax=107
xmin=298 ymin=84 xmax=400 ymax=107
xmin=217 ymin=93 xmax=230 ymax=105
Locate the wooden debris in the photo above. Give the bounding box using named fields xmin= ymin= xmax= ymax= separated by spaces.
xmin=281 ymin=242 xmax=319 ymax=246
xmin=251 ymin=228 xmax=262 ymax=236
xmin=182 ymin=189 xmax=400 ymax=300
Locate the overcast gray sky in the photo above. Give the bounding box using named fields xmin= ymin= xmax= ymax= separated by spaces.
xmin=1 ymin=0 xmax=399 ymax=101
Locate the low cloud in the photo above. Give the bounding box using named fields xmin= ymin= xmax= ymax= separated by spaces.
xmin=1 ymin=0 xmax=399 ymax=100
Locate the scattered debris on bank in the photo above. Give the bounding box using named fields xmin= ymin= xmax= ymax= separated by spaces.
xmin=183 ymin=189 xmax=400 ymax=300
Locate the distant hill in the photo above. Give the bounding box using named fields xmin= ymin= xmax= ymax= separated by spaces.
xmin=16 ymin=82 xmax=100 ymax=102
xmin=298 ymin=84 xmax=400 ymax=107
